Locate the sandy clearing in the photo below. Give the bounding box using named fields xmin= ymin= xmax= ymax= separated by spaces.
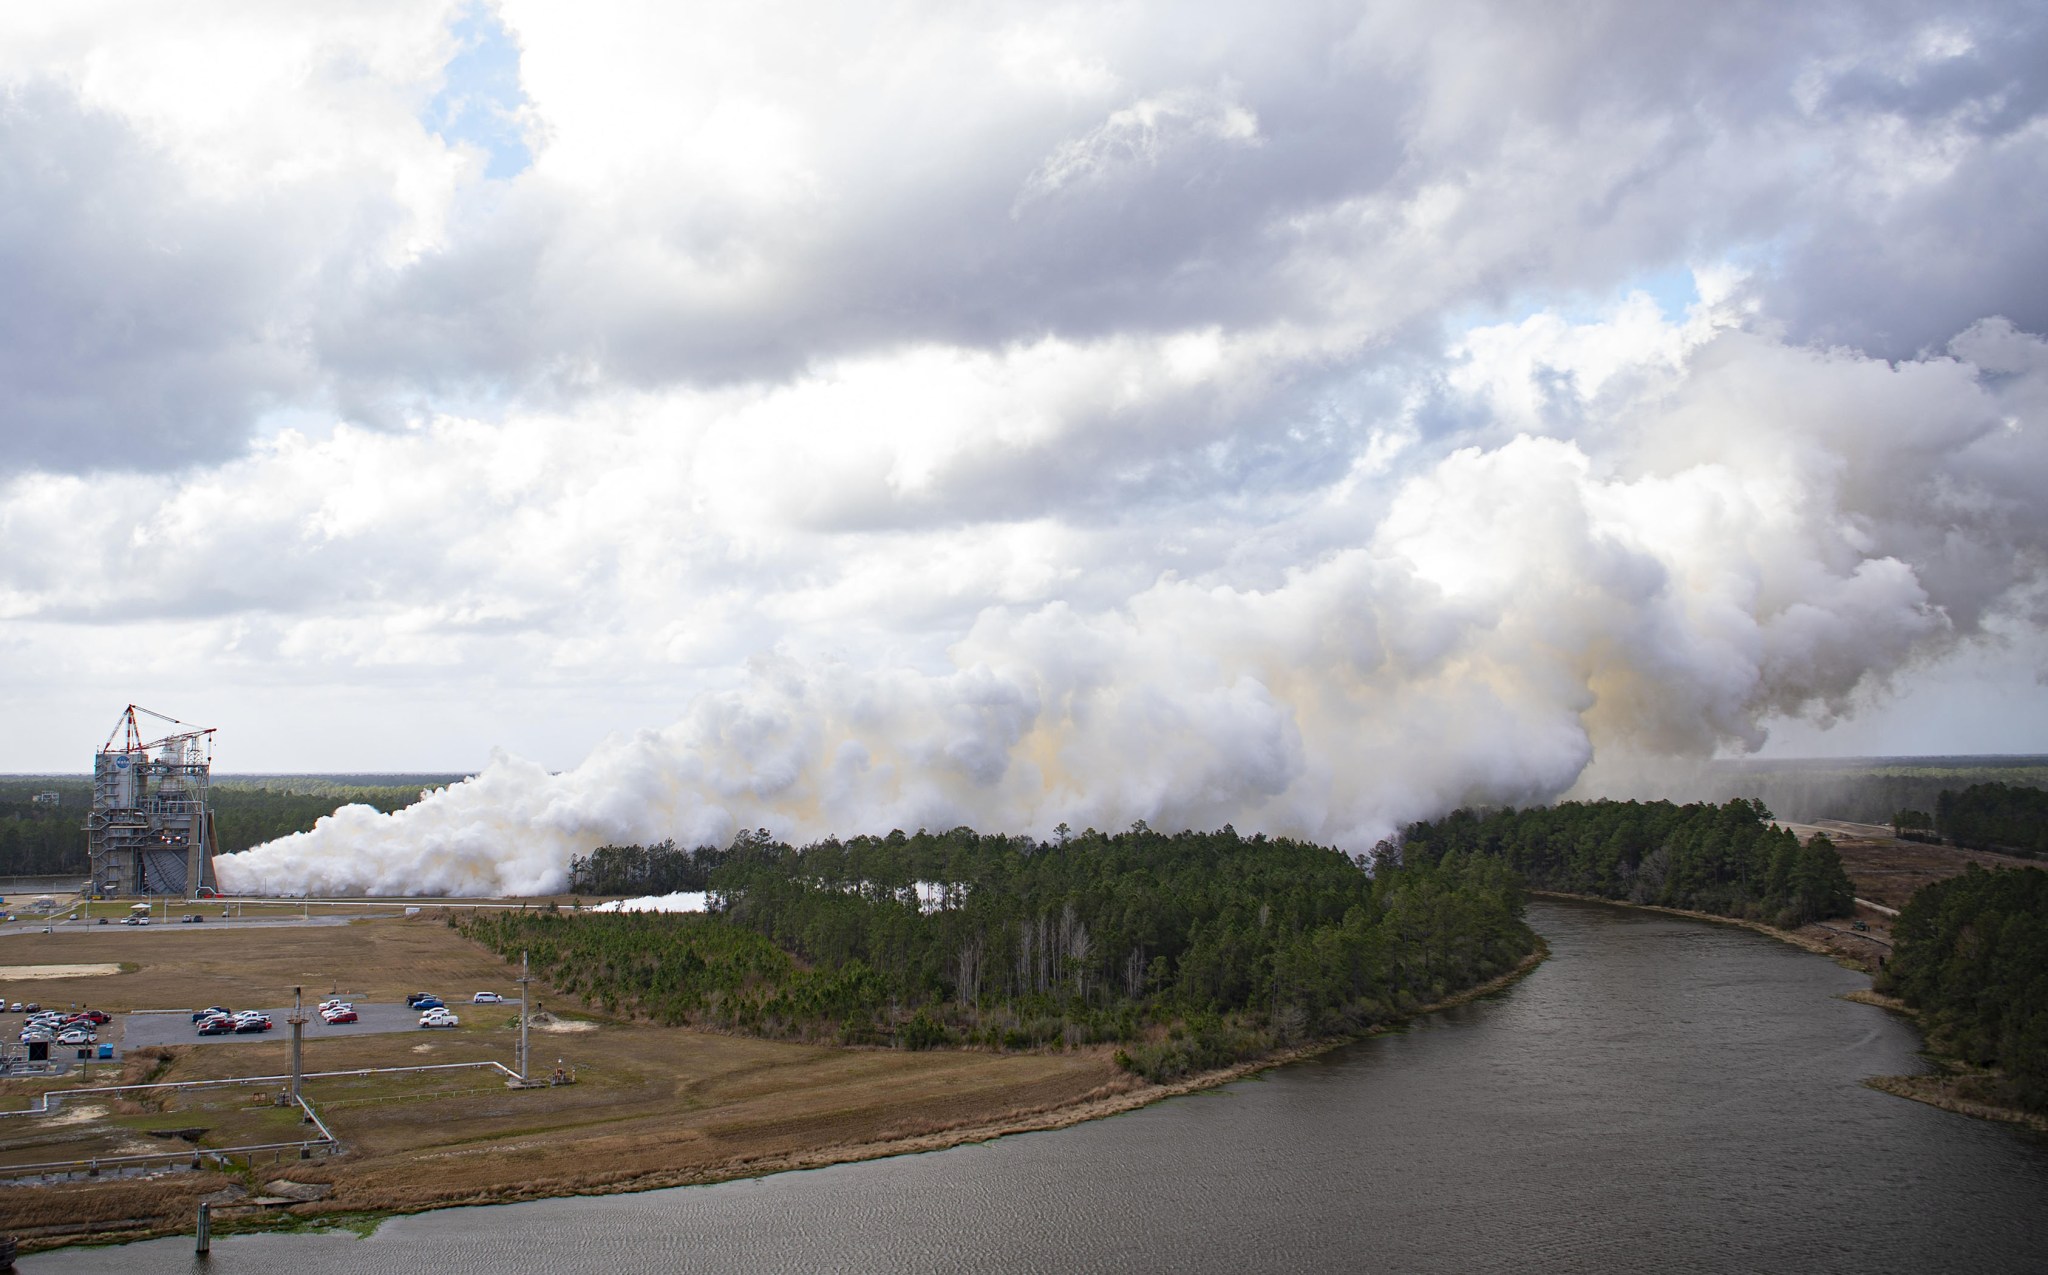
xmin=0 ymin=964 xmax=124 ymax=979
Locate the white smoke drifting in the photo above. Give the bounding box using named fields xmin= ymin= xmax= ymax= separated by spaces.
xmin=216 ymin=311 xmax=2048 ymax=896
xmin=590 ymin=892 xmax=709 ymax=914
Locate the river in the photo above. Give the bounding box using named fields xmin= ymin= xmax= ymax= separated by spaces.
xmin=26 ymin=899 xmax=2048 ymax=1273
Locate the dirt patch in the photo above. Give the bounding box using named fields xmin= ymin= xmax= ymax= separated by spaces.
xmin=0 ymin=917 xmax=516 ymax=1011
xmin=1866 ymin=1072 xmax=2048 ymax=1135
xmin=0 ymin=912 xmax=1548 ymax=1254
xmin=1782 ymin=821 xmax=2035 ymax=912
xmin=0 ymin=963 xmax=124 ymax=979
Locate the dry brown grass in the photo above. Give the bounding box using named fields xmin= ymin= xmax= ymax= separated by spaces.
xmin=0 ymin=912 xmax=1124 ymax=1248
xmin=1865 ymin=1072 xmax=2048 ymax=1135
xmin=1780 ymin=820 xmax=2035 ymax=912
xmin=0 ymin=911 xmax=520 ymax=1012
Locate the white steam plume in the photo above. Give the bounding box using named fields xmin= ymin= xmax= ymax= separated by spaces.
xmin=216 ymin=317 xmax=2048 ymax=896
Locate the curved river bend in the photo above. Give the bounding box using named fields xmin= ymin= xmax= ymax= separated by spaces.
xmin=32 ymin=900 xmax=2048 ymax=1273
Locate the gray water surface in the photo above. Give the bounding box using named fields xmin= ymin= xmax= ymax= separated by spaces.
xmin=31 ymin=900 xmax=2048 ymax=1273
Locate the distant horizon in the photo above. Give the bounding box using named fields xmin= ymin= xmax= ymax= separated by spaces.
xmin=11 ymin=753 xmax=2048 ymax=781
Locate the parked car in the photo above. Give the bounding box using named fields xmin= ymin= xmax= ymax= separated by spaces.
xmin=180 ymin=913 xmax=204 ymax=923
xmin=196 ymin=1018 xmax=232 ymax=1036
xmin=418 ymin=1009 xmax=459 ymax=1028
xmin=6 ymin=1002 xmax=19 ymax=1013
xmin=73 ymin=1010 xmax=111 ymax=1025
xmin=56 ymin=1028 xmax=94 ymax=1046
xmin=193 ymin=1006 xmax=232 ymax=1022
xmin=121 ymin=916 xmax=149 ymax=926
xmin=317 ymin=999 xmax=351 ymax=1013
xmin=471 ymin=991 xmax=504 ymax=1003
xmin=18 ymin=1030 xmax=53 ymax=1045
xmin=405 ymin=993 xmax=439 ymax=1008
xmin=319 ymin=1004 xmax=354 ymax=1021
xmin=23 ymin=1003 xmax=38 ymax=1012
xmin=232 ymin=1016 xmax=272 ymax=1034
xmin=413 ymin=997 xmax=446 ymax=1011
xmin=322 ymin=1008 xmax=359 ymax=1024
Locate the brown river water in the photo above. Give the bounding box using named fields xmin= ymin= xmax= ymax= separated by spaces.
xmin=27 ymin=898 xmax=2048 ymax=1273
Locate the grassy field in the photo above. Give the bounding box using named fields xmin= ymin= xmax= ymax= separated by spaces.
xmin=1781 ymin=819 xmax=2037 ymax=910
xmin=0 ymin=911 xmax=519 ymax=1012
xmin=0 ymin=912 xmax=1128 ymax=1248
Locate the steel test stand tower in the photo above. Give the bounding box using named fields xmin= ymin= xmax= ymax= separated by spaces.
xmin=86 ymin=704 xmax=220 ymax=898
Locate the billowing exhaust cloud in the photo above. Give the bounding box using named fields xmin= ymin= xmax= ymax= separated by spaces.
xmin=216 ymin=314 xmax=2048 ymax=896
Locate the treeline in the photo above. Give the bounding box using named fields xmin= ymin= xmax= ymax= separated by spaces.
xmin=1878 ymin=865 xmax=2048 ymax=1112
xmin=1399 ymin=798 xmax=1854 ymax=927
xmin=0 ymin=776 xmax=445 ymax=875
xmin=1934 ymin=783 xmax=2048 ymax=857
xmin=459 ymin=825 xmax=1536 ymax=1081
xmin=1649 ymin=757 xmax=2048 ymax=825
xmin=567 ymin=839 xmax=729 ymax=895
xmin=208 ymin=783 xmax=434 ymax=855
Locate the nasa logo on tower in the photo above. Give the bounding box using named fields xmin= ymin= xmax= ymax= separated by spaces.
xmin=114 ymin=755 xmax=130 ymax=770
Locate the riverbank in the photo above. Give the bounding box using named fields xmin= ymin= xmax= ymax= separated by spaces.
xmin=3 ymin=935 xmax=1549 ymax=1254
xmin=1527 ymin=890 xmax=1882 ymax=970
xmin=271 ymin=940 xmax=1551 ymax=1231
xmin=1837 ymin=989 xmax=2048 ymax=1136
xmin=1530 ymin=891 xmax=2048 ymax=1136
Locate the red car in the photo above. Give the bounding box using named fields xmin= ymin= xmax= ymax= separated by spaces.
xmin=67 ymin=1010 xmax=111 ymax=1026
xmin=322 ymin=1008 xmax=358 ymax=1024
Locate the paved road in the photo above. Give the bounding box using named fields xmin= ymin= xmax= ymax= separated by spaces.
xmin=118 ymin=1002 xmax=496 ymax=1049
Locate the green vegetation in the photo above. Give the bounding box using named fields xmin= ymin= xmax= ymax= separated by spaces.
xmin=568 ymin=839 xmax=726 ymax=895
xmin=1934 ymin=782 xmax=2048 ymax=857
xmin=1878 ymin=865 xmax=2048 ymax=1113
xmin=461 ymin=825 xmax=1536 ymax=1082
xmin=1689 ymin=756 xmax=2048 ymax=825
xmin=1890 ymin=808 xmax=1939 ymax=842
xmin=0 ymin=783 xmax=81 ymax=876
xmin=0 ymin=776 xmax=456 ymax=877
xmin=1399 ymin=798 xmax=1855 ymax=927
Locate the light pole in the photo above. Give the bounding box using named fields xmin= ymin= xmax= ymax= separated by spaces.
xmin=518 ymin=950 xmax=531 ymax=1085
xmin=288 ymin=986 xmax=305 ymax=1106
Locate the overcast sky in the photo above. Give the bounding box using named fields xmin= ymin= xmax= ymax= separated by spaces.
xmin=5 ymin=1 xmax=2046 ymax=811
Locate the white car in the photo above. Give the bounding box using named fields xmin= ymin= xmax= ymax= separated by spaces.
xmin=56 ymin=1028 xmax=94 ymax=1046
xmin=18 ymin=1030 xmax=53 ymax=1044
xmin=470 ymin=992 xmax=503 ymax=1003
xmin=418 ymin=1009 xmax=459 ymax=1028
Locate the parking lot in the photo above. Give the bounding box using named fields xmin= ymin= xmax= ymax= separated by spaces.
xmin=114 ymin=1000 xmax=511 ymax=1049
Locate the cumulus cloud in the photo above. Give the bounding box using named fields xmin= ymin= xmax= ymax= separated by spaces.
xmin=211 ymin=311 xmax=2048 ymax=893
xmin=1 ymin=3 xmax=2044 ymax=893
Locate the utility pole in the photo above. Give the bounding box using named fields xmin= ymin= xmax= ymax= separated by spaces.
xmin=518 ymin=950 xmax=531 ymax=1084
xmin=288 ymin=986 xmax=305 ymax=1105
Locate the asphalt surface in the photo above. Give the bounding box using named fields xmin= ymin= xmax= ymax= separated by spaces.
xmin=115 ymin=1001 xmax=503 ymax=1049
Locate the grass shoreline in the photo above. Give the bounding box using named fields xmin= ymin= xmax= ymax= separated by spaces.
xmin=329 ymin=938 xmax=1551 ymax=1227
xmin=1529 ymin=890 xmax=2048 ymax=1136
xmin=43 ymin=939 xmax=1553 ymax=1252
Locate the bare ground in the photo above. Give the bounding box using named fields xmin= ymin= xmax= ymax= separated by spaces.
xmin=0 ymin=913 xmax=1548 ymax=1252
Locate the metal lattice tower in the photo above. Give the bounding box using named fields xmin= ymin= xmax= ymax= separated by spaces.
xmin=85 ymin=705 xmax=219 ymax=898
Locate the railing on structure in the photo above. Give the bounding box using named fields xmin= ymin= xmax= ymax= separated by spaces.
xmin=0 ymin=1060 xmax=521 ymax=1181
